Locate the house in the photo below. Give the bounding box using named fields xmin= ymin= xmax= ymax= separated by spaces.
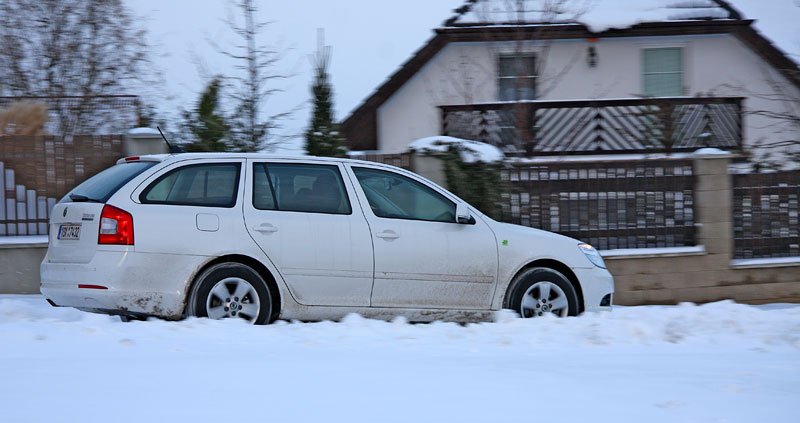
xmin=341 ymin=0 xmax=800 ymax=167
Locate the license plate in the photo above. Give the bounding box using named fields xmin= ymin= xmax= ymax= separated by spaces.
xmin=58 ymin=224 xmax=81 ymax=240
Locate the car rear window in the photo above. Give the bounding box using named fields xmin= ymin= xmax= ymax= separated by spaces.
xmin=61 ymin=161 xmax=157 ymax=203
xmin=140 ymin=163 xmax=241 ymax=208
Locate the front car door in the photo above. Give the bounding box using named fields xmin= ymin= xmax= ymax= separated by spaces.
xmin=346 ymin=164 xmax=498 ymax=309
xmin=243 ymin=159 xmax=373 ymax=307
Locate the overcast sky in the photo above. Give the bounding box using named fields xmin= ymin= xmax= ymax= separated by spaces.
xmin=130 ymin=0 xmax=798 ymax=152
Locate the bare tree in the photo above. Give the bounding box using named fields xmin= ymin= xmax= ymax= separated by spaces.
xmin=0 ymin=0 xmax=152 ymax=136
xmin=215 ymin=0 xmax=294 ymax=152
xmin=738 ymin=78 xmax=800 ymax=170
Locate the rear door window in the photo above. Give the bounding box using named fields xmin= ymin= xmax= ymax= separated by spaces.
xmin=61 ymin=161 xmax=157 ymax=203
xmin=252 ymin=163 xmax=351 ymax=214
xmin=141 ymin=163 xmax=241 ymax=208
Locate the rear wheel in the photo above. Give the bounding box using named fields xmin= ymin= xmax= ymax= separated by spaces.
xmin=507 ymin=268 xmax=578 ymax=318
xmin=187 ymin=262 xmax=273 ymax=324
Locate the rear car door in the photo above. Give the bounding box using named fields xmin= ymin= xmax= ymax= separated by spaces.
xmin=347 ymin=165 xmax=498 ymax=310
xmin=243 ymin=159 xmax=373 ymax=307
xmin=131 ymin=158 xmax=247 ymax=256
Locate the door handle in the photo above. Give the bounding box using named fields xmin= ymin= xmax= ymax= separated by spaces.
xmin=253 ymin=223 xmax=279 ymax=233
xmin=376 ymin=230 xmax=399 ymax=240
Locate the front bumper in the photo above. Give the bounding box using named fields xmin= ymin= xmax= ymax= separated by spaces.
xmin=40 ymin=250 xmax=206 ymax=319
xmin=572 ymin=266 xmax=615 ymax=312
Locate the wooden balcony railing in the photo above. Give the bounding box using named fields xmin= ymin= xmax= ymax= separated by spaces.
xmin=440 ymin=97 xmax=744 ymax=156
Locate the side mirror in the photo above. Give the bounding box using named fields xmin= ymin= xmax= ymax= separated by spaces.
xmin=456 ymin=203 xmax=474 ymax=224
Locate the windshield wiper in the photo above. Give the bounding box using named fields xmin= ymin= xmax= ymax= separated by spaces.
xmin=69 ymin=194 xmax=102 ymax=203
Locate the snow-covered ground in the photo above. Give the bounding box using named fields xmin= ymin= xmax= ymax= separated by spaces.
xmin=1 ymin=295 xmax=798 ymax=422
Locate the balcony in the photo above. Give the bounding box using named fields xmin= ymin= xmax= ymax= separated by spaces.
xmin=440 ymin=97 xmax=744 ymax=156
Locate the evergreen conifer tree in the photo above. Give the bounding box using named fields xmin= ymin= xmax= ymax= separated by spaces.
xmin=183 ymin=77 xmax=229 ymax=152
xmin=305 ymin=32 xmax=347 ymax=157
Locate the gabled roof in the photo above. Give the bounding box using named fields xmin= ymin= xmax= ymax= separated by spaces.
xmin=341 ymin=0 xmax=799 ymax=151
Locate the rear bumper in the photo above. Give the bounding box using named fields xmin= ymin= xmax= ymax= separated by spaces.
xmin=40 ymin=250 xmax=206 ymax=319
xmin=572 ymin=266 xmax=615 ymax=312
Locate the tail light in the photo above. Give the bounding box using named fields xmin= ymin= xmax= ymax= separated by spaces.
xmin=98 ymin=205 xmax=134 ymax=245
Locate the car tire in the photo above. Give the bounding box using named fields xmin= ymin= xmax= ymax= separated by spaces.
xmin=507 ymin=267 xmax=578 ymax=318
xmin=187 ymin=262 xmax=273 ymax=325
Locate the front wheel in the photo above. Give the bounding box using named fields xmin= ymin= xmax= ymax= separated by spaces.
xmin=507 ymin=268 xmax=578 ymax=318
xmin=187 ymin=262 xmax=273 ymax=324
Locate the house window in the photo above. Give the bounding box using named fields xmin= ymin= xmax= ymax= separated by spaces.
xmin=642 ymin=48 xmax=684 ymax=97
xmin=498 ymin=55 xmax=537 ymax=101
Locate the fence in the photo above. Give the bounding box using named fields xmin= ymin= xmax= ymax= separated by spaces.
xmin=733 ymin=171 xmax=800 ymax=259
xmin=0 ymin=135 xmax=124 ymax=201
xmin=1 ymin=161 xmax=57 ymax=236
xmin=498 ymin=159 xmax=697 ymax=250
xmin=440 ymin=97 xmax=744 ymax=155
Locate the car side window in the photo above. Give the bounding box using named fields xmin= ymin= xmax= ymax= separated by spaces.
xmin=252 ymin=163 xmax=351 ymax=215
xmin=352 ymin=167 xmax=456 ymax=223
xmin=140 ymin=163 xmax=241 ymax=208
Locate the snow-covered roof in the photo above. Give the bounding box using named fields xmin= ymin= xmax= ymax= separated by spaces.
xmin=408 ymin=136 xmax=504 ymax=163
xmin=445 ymin=0 xmax=740 ymax=32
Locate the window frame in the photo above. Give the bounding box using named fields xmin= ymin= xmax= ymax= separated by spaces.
xmin=641 ymin=47 xmax=685 ymax=97
xmin=497 ymin=53 xmax=537 ymax=102
xmin=251 ymin=162 xmax=353 ymax=216
xmin=351 ymin=166 xmax=457 ymax=224
xmin=139 ymin=162 xmax=242 ymax=208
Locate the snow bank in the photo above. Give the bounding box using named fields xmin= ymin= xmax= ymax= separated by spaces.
xmin=2 ymin=296 xmax=797 ymax=349
xmin=408 ymin=136 xmax=504 ymax=163
xmin=1 ymin=295 xmax=798 ymax=422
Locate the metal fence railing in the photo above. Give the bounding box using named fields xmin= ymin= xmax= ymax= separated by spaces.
xmin=0 ymin=95 xmax=138 ymax=137
xmin=440 ymin=97 xmax=743 ymax=156
xmin=733 ymin=171 xmax=800 ymax=259
xmin=1 ymin=161 xmax=57 ymax=236
xmin=499 ymin=159 xmax=697 ymax=250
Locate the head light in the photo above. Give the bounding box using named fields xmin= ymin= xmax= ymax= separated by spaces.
xmin=578 ymin=243 xmax=606 ymax=269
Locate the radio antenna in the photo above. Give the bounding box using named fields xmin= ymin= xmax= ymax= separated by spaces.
xmin=157 ymin=126 xmax=184 ymax=154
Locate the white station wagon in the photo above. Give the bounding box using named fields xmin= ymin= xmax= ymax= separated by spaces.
xmin=41 ymin=153 xmax=614 ymax=324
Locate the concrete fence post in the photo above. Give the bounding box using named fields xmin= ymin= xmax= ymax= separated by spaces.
xmin=124 ymin=128 xmax=169 ymax=156
xmin=692 ymin=151 xmax=734 ymax=260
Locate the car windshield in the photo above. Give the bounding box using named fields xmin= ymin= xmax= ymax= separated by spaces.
xmin=61 ymin=161 xmax=157 ymax=203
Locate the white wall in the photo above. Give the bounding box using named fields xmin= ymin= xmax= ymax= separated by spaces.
xmin=376 ymin=33 xmax=800 ymax=166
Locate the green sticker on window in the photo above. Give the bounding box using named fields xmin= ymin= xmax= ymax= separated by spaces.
xmin=502 ymin=240 xmax=509 ymax=246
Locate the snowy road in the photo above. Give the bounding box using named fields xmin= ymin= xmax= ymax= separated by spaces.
xmin=1 ymin=295 xmax=798 ymax=422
